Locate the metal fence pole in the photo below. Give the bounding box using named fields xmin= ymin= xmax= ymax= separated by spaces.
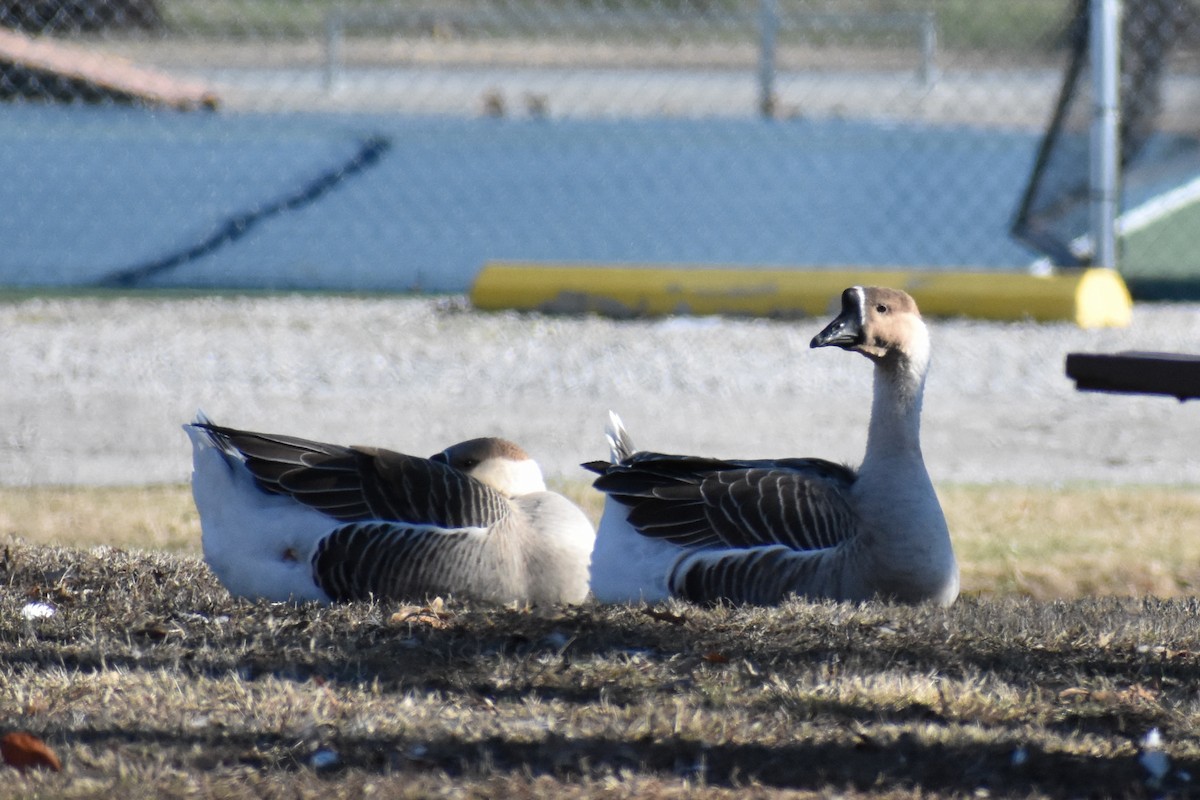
xmin=325 ymin=9 xmax=344 ymax=92
xmin=918 ymin=10 xmax=938 ymax=86
xmin=758 ymin=0 xmax=779 ymax=117
xmin=1090 ymin=0 xmax=1121 ymax=268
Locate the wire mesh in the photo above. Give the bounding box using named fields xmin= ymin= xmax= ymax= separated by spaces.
xmin=1 ymin=0 xmax=1197 ymax=294
xmin=1013 ymin=0 xmax=1200 ymax=296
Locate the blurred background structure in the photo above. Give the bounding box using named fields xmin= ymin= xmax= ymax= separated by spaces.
xmin=0 ymin=0 xmax=1197 ymax=298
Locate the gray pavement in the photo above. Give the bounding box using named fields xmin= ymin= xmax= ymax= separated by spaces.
xmin=1 ymin=293 xmax=1197 ymax=488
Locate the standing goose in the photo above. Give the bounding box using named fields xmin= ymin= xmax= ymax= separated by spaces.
xmin=584 ymin=286 xmax=958 ymax=606
xmin=185 ymin=414 xmax=595 ymax=605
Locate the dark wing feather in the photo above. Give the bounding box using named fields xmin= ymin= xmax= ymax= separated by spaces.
xmin=668 ymin=543 xmax=855 ymax=605
xmin=197 ymin=422 xmax=510 ymax=527
xmin=591 ymin=452 xmax=858 ymax=551
xmin=201 ymin=425 xmax=347 ymax=489
xmin=312 ymin=521 xmax=488 ymax=602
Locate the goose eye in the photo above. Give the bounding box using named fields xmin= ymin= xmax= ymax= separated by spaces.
xmin=459 ymin=458 xmax=480 ymax=470
xmin=875 ymin=304 xmax=888 ymax=313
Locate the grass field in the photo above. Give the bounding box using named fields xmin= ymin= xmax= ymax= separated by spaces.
xmin=1122 ymin=198 xmax=1200 ymax=299
xmin=2 ymin=482 xmax=1200 ymax=797
xmin=5 ymin=482 xmax=1200 ymax=600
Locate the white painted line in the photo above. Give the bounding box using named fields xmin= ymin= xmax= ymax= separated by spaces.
xmin=1117 ymin=173 xmax=1200 ymax=235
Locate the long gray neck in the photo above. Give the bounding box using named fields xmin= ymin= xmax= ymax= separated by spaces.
xmin=854 ymin=336 xmax=955 ymax=604
xmin=863 ymin=350 xmax=928 ymax=467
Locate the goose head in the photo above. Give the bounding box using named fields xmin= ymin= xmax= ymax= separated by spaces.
xmin=810 ymin=286 xmax=929 ymax=368
xmin=431 ymin=437 xmax=547 ymax=496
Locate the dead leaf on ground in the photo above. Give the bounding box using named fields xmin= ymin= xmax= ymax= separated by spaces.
xmin=1 ymin=732 xmax=61 ymax=772
xmin=642 ymin=608 xmax=687 ymax=625
xmin=389 ymin=597 xmax=454 ymax=628
xmin=1122 ymin=684 xmax=1161 ymax=703
xmin=1139 ymin=644 xmax=1194 ymax=660
xmin=133 ymin=620 xmax=172 ymax=640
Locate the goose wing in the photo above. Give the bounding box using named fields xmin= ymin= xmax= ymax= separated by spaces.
xmin=194 ymin=422 xmax=511 ymax=528
xmin=585 ymin=453 xmax=858 ymax=551
xmin=311 ymin=521 xmax=511 ymax=603
xmin=668 ymin=541 xmax=867 ymax=605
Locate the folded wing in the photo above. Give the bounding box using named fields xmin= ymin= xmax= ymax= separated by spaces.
xmin=195 ymin=422 xmax=510 ymax=528
xmin=312 ymin=521 xmax=509 ymax=602
xmin=586 ymin=453 xmax=858 ymax=551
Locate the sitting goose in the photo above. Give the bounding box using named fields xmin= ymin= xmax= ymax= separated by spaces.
xmin=185 ymin=414 xmax=595 ymax=605
xmin=584 ymin=286 xmax=958 ymax=606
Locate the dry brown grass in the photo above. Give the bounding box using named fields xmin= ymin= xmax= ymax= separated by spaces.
xmin=3 ymin=541 xmax=1200 ymax=799
xmin=946 ymin=485 xmax=1200 ymax=600
xmin=2 ymin=482 xmax=1199 ymax=796
xmin=0 ymin=486 xmax=198 ymax=554
xmin=4 ymin=482 xmax=1199 ymax=599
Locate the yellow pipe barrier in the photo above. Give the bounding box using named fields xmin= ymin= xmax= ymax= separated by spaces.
xmin=471 ymin=262 xmax=1132 ymax=328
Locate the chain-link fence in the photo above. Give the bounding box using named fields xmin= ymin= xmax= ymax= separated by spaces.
xmin=1 ymin=1 xmax=1198 ymax=296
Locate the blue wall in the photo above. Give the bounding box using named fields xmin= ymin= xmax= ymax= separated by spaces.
xmin=0 ymin=105 xmax=1055 ymax=291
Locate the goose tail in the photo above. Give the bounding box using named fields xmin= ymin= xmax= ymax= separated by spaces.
xmin=184 ymin=410 xmax=331 ymax=603
xmin=183 ymin=409 xmax=245 ymax=467
xmin=605 ymin=410 xmax=637 ymax=464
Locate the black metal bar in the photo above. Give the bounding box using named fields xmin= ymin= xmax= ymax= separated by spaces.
xmin=1065 ymin=351 xmax=1200 ymax=401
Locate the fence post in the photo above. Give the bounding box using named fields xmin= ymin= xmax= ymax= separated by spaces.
xmin=325 ymin=9 xmax=344 ymax=92
xmin=918 ymin=10 xmax=938 ymax=86
xmin=758 ymin=0 xmax=779 ymax=117
xmin=1090 ymin=0 xmax=1120 ymax=268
